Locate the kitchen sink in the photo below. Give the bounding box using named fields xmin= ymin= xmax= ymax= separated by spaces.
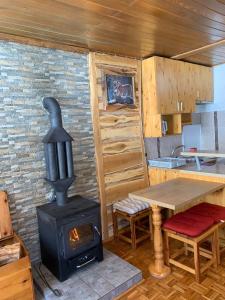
xmin=148 ymin=157 xmax=187 ymax=169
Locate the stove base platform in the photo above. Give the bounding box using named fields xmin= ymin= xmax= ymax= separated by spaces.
xmin=33 ymin=249 xmax=142 ymax=300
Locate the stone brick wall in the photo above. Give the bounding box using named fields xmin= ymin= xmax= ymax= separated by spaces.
xmin=0 ymin=41 xmax=98 ymax=261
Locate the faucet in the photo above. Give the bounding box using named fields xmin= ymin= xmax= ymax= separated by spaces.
xmin=171 ymin=145 xmax=185 ymax=157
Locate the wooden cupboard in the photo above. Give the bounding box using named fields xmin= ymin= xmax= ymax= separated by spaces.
xmin=142 ymin=56 xmax=213 ymax=137
xmin=142 ymin=56 xmax=213 ymax=115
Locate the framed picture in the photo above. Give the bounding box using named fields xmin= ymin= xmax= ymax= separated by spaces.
xmin=105 ymin=74 xmax=135 ymax=107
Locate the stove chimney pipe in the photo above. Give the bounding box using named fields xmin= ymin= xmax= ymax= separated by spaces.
xmin=42 ymin=97 xmax=75 ymax=206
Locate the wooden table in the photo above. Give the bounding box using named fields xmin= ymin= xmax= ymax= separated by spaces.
xmin=129 ymin=178 xmax=225 ymax=279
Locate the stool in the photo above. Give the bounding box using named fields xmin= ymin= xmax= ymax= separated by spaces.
xmin=163 ymin=210 xmax=218 ymax=282
xmin=113 ymin=198 xmax=152 ymax=249
xmin=186 ymin=202 xmax=225 ymax=264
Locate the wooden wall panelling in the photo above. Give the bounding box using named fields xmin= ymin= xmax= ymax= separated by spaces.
xmin=89 ymin=52 xmax=149 ymax=239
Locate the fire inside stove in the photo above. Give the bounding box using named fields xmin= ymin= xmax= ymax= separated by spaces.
xmin=69 ymin=224 xmax=94 ymax=249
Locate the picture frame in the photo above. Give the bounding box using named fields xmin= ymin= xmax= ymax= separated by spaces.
xmin=104 ymin=73 xmax=136 ymax=109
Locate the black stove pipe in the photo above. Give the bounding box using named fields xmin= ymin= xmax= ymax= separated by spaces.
xmin=43 ymin=97 xmax=63 ymax=128
xmin=42 ymin=97 xmax=75 ymax=206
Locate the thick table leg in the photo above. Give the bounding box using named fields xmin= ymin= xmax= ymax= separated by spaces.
xmin=149 ymin=204 xmax=171 ymax=279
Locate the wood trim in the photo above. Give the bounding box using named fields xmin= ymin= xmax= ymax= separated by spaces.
xmin=171 ymin=39 xmax=225 ymax=60
xmin=89 ymin=52 xmax=109 ymax=240
xmin=137 ymin=60 xmax=149 ymax=185
xmin=0 ymin=32 xmax=88 ymax=54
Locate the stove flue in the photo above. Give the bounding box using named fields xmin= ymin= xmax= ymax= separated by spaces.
xmin=42 ymin=97 xmax=75 ymax=206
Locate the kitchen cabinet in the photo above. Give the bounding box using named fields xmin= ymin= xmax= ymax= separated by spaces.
xmin=142 ymin=56 xmax=183 ymax=116
xmin=142 ymin=56 xmax=213 ymax=137
xmin=196 ymin=65 xmax=213 ymax=103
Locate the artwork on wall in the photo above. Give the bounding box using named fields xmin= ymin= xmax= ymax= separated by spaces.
xmin=105 ymin=74 xmax=135 ymax=107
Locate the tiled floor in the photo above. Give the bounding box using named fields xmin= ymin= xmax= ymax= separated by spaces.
xmin=33 ymin=248 xmax=142 ymax=300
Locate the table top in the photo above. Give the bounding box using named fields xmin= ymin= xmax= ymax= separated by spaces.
xmin=129 ymin=178 xmax=225 ymax=210
xmin=181 ymin=150 xmax=225 ymax=158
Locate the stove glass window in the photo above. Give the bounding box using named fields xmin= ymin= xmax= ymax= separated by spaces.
xmin=68 ymin=224 xmax=94 ymax=248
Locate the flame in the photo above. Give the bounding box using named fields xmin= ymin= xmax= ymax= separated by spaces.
xmin=69 ymin=228 xmax=80 ymax=242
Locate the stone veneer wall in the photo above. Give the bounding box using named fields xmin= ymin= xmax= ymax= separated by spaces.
xmin=0 ymin=41 xmax=98 ymax=261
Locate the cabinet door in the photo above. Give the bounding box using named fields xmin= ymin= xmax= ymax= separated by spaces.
xmin=180 ymin=63 xmax=196 ymax=113
xmin=198 ymin=66 xmax=213 ymax=102
xmin=155 ymin=57 xmax=180 ymax=115
xmin=187 ymin=64 xmax=213 ymax=103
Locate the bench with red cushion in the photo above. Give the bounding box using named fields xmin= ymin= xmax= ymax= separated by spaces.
xmin=163 ymin=202 xmax=225 ymax=237
xmin=163 ymin=211 xmax=215 ymax=237
xmin=186 ymin=202 xmax=225 ymax=223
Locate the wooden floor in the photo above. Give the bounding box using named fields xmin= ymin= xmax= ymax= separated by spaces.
xmin=104 ymin=239 xmax=225 ymax=300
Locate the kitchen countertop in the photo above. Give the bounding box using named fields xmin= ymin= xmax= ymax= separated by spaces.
xmin=181 ymin=150 xmax=225 ymax=158
xmin=150 ymin=158 xmax=225 ymax=178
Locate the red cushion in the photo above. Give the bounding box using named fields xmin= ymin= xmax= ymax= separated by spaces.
xmin=163 ymin=211 xmax=214 ymax=237
xmin=186 ymin=202 xmax=225 ymax=223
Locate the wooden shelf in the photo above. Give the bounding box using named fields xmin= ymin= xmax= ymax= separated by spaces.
xmin=144 ymin=114 xmax=182 ymax=137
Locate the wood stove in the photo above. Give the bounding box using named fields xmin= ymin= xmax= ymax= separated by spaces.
xmin=37 ymin=195 xmax=103 ymax=282
xmin=37 ymin=97 xmax=103 ymax=282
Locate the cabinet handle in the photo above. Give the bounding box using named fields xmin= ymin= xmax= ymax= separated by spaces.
xmin=180 ymin=101 xmax=183 ymax=112
xmin=177 ymin=101 xmax=180 ymax=112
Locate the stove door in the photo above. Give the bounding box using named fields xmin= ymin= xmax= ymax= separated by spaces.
xmin=60 ymin=214 xmax=101 ymax=259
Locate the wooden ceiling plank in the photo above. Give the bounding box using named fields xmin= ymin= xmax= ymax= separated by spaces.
xmin=185 ymin=56 xmax=224 ymax=66
xmin=89 ymin=0 xmax=225 ymax=38
xmin=141 ymin=0 xmax=225 ymax=32
xmin=1 ymin=4 xmax=220 ymax=57
xmin=0 ymin=11 xmax=215 ymax=58
xmin=1 ymin=2 xmax=222 ymax=45
xmin=1 ymin=0 xmax=225 ymax=64
xmin=0 ymin=12 xmax=208 ymax=49
xmin=57 ymin=0 xmax=225 ymax=42
xmin=0 ymin=32 xmax=88 ymax=53
xmin=171 ymin=39 xmax=225 ymax=59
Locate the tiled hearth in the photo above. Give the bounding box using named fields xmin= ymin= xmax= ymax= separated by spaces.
xmin=33 ymin=249 xmax=142 ymax=300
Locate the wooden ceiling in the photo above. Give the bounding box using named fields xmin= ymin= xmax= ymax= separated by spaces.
xmin=1 ymin=0 xmax=225 ymax=66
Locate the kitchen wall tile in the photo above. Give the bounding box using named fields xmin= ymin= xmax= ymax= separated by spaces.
xmin=200 ymin=112 xmax=215 ymax=150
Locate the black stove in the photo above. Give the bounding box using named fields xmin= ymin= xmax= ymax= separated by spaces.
xmin=37 ymin=195 xmax=103 ymax=282
xmin=37 ymin=97 xmax=103 ymax=281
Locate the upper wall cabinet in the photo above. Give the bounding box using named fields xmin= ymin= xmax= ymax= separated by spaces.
xmin=142 ymin=56 xmax=213 ymax=116
xmin=142 ymin=56 xmax=183 ymax=115
xmin=142 ymin=56 xmax=213 ymax=137
xmin=191 ymin=64 xmax=213 ymax=103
